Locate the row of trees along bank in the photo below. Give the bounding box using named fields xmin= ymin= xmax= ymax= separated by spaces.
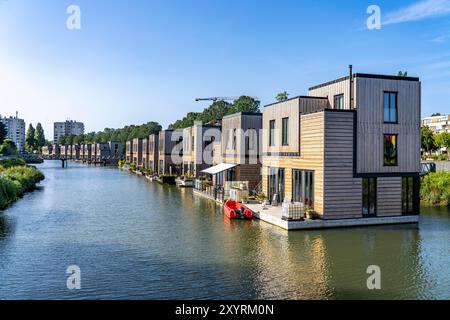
xmin=66 ymin=95 xmax=263 ymax=145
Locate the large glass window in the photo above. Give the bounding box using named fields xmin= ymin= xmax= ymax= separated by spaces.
xmin=269 ymin=120 xmax=276 ymax=146
xmin=362 ymin=178 xmax=377 ymax=216
xmin=384 ymin=134 xmax=398 ymax=166
xmin=292 ymin=169 xmax=314 ymax=208
xmin=282 ymin=118 xmax=289 ymax=146
xmin=334 ymin=94 xmax=344 ymax=110
xmin=268 ymin=167 xmax=285 ymax=204
xmin=402 ymin=177 xmax=414 ymax=214
xmin=384 ymin=92 xmax=398 ymax=123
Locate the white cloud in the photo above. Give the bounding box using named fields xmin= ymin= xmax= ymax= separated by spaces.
xmin=384 ymin=0 xmax=450 ymax=25
xmin=431 ymin=34 xmax=450 ymax=43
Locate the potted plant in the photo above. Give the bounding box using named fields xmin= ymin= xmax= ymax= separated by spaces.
xmin=241 ymin=195 xmax=249 ymax=204
xmin=305 ymin=206 xmax=318 ymax=220
xmin=257 ymin=192 xmax=266 ymax=204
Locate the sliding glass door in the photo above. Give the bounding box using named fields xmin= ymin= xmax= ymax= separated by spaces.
xmin=292 ymin=169 xmax=315 ymax=208
xmin=268 ymin=167 xmax=285 ymax=204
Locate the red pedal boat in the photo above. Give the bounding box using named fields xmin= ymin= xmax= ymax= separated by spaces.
xmin=224 ymin=200 xmax=253 ymax=220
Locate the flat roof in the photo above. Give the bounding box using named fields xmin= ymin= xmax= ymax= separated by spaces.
xmin=222 ymin=112 xmax=262 ymax=119
xmin=264 ymin=95 xmax=328 ymax=108
xmin=309 ymin=73 xmax=420 ymax=91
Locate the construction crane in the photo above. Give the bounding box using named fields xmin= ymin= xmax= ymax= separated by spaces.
xmin=195 ymin=96 xmax=258 ymax=102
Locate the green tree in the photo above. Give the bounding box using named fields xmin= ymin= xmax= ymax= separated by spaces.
xmin=276 ymin=91 xmax=289 ymax=102
xmin=25 ymin=124 xmax=36 ymax=151
xmin=0 ymin=122 xmax=7 ymax=144
xmin=0 ymin=139 xmax=18 ymax=156
xmin=435 ymin=132 xmax=450 ymax=156
xmin=431 ymin=113 xmax=442 ymax=117
xmin=398 ymin=71 xmax=408 ymax=77
xmin=34 ymin=123 xmax=46 ymax=151
xmin=421 ymin=126 xmax=437 ymax=154
xmin=59 ymin=136 xmax=67 ymax=145
xmin=74 ymin=134 xmax=85 ymax=145
xmin=233 ymin=96 xmax=260 ymax=113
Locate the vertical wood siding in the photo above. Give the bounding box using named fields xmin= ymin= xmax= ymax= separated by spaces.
xmin=355 ymin=77 xmax=421 ymax=174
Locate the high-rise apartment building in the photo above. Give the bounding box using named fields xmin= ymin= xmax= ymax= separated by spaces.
xmin=53 ymin=120 xmax=85 ymax=143
xmin=0 ymin=112 xmax=26 ymax=152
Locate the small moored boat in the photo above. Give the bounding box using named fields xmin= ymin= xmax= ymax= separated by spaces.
xmin=224 ymin=200 xmax=253 ymax=220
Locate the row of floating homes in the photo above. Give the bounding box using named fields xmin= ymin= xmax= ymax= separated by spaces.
xmin=42 ymin=141 xmax=124 ymax=165
xmin=123 ymin=68 xmax=421 ymax=230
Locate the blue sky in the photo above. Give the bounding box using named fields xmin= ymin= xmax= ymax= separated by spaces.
xmin=0 ymin=0 xmax=449 ymax=137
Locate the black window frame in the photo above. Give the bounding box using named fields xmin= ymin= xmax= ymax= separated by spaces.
xmin=269 ymin=120 xmax=276 ymax=147
xmin=362 ymin=177 xmax=377 ymax=216
xmin=282 ymin=117 xmax=289 ymax=146
xmin=383 ymin=133 xmax=398 ymax=167
xmin=292 ymin=169 xmax=315 ymax=208
xmin=402 ymin=177 xmax=414 ymax=215
xmin=383 ymin=91 xmax=398 ymax=124
xmin=268 ymin=167 xmax=285 ymax=204
xmin=334 ymin=94 xmax=344 ymax=110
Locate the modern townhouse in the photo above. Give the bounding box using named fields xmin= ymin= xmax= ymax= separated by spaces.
xmin=142 ymin=137 xmax=150 ymax=169
xmin=83 ymin=144 xmax=92 ymax=162
xmin=94 ymin=142 xmax=111 ymax=163
xmin=72 ymin=144 xmax=81 ymax=160
xmin=218 ymin=112 xmax=262 ymax=191
xmin=194 ymin=113 xmax=261 ymax=202
xmin=109 ymin=141 xmax=123 ymax=164
xmin=132 ymin=138 xmax=144 ymax=168
xmin=60 ymin=145 xmax=69 ymax=159
xmin=148 ymin=134 xmax=159 ymax=174
xmin=261 ymin=69 xmax=421 ymax=222
xmin=68 ymin=145 xmax=73 ymax=160
xmin=158 ymin=130 xmax=183 ymax=176
xmin=126 ymin=141 xmax=133 ymax=164
xmin=42 ymin=145 xmax=53 ymax=159
xmin=91 ymin=144 xmax=98 ymax=163
xmin=51 ymin=144 xmax=60 ymax=159
xmin=182 ymin=124 xmax=221 ymax=178
xmin=80 ymin=144 xmax=86 ymax=160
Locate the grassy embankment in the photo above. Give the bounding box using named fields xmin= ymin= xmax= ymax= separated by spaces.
xmin=0 ymin=158 xmax=45 ymax=210
xmin=421 ymin=171 xmax=450 ymax=207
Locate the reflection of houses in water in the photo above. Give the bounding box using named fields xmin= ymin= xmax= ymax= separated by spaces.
xmin=247 ymin=223 xmax=424 ymax=299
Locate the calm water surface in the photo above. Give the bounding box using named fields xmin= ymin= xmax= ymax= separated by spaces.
xmin=0 ymin=161 xmax=449 ymax=299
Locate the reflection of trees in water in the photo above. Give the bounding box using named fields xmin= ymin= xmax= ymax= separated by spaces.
xmin=0 ymin=214 xmax=15 ymax=243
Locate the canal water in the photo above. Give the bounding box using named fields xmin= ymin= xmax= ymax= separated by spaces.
xmin=0 ymin=161 xmax=449 ymax=299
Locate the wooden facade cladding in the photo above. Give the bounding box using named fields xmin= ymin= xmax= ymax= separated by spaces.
xmin=262 ymin=111 xmax=325 ymax=215
xmin=132 ymin=138 xmax=143 ymax=167
xmin=182 ymin=125 xmax=221 ymax=176
xmin=142 ymin=138 xmax=150 ymax=169
xmin=148 ymin=134 xmax=159 ymax=173
xmin=158 ymin=130 xmax=183 ymax=175
xmin=222 ymin=112 xmax=262 ymax=165
xmin=377 ymin=177 xmax=402 ymax=217
xmin=263 ymin=97 xmax=328 ymax=156
xmin=308 ymin=78 xmax=353 ymax=110
xmin=355 ymin=77 xmax=421 ymax=174
xmin=323 ymin=111 xmax=362 ymax=219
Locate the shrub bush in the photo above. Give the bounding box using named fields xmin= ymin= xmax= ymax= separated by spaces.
xmin=0 ymin=165 xmax=45 ymax=210
xmin=0 ymin=158 xmax=26 ymax=169
xmin=421 ymin=171 xmax=450 ymax=207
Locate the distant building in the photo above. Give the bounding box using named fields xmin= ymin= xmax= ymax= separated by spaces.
xmin=0 ymin=112 xmax=26 ymax=152
xmin=422 ymin=114 xmax=450 ymax=133
xmin=53 ymin=120 xmax=85 ymax=143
